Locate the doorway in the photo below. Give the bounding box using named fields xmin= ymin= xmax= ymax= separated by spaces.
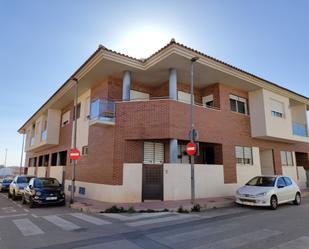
xmin=259 ymin=148 xmax=275 ymax=175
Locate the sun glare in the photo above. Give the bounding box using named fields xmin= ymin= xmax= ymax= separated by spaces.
xmin=116 ymin=27 xmax=171 ymax=59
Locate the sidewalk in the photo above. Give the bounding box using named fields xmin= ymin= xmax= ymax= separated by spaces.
xmin=70 ymin=196 xmax=236 ymax=213
xmin=71 ymin=188 xmax=309 ymax=213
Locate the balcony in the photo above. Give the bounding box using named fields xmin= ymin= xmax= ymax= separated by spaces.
xmin=89 ymin=99 xmax=115 ymax=126
xmin=292 ymin=122 xmax=308 ymax=137
xmin=25 ymin=109 xmax=61 ymax=152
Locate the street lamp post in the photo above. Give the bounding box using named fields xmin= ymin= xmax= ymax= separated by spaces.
xmin=19 ymin=133 xmax=25 ymax=175
xmin=190 ymin=56 xmax=199 ymax=204
xmin=70 ymin=77 xmax=79 ymax=204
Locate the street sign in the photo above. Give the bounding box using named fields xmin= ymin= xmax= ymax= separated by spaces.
xmin=69 ymin=149 xmax=80 ymax=160
xmin=186 ymin=142 xmax=197 ymax=156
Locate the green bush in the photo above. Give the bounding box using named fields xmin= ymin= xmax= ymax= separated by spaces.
xmin=127 ymin=206 xmax=136 ymax=213
xmin=104 ymin=205 xmax=125 ymax=213
xmin=191 ymin=203 xmax=201 ymax=212
xmin=177 ymin=206 xmax=189 ymax=213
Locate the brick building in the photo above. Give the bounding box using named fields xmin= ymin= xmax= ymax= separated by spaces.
xmin=18 ymin=40 xmax=309 ymax=202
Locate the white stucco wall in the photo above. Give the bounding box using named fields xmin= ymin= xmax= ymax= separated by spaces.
xmin=259 ymin=149 xmax=275 ymax=175
xmin=27 ymin=167 xmax=35 ymax=176
xmin=65 ymin=164 xmax=142 ymax=203
xmin=49 ymin=166 xmax=64 ymax=184
xmin=37 ymin=167 xmax=47 ymax=177
xmin=297 ymin=166 xmax=307 ymax=188
xmin=72 ymin=89 xmax=91 ymax=151
xmin=236 ymin=147 xmax=261 ymax=185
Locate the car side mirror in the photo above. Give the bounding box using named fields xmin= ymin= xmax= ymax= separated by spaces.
xmin=29 ymin=185 xmax=33 ymax=189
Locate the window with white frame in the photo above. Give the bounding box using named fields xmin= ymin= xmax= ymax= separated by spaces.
xmin=202 ymin=94 xmax=214 ymax=108
xmin=178 ymin=91 xmax=192 ymax=104
xmin=280 ymin=151 xmax=294 ymax=166
xmin=61 ymin=111 xmax=70 ymax=127
xmin=230 ymin=94 xmax=248 ymax=114
xmin=271 ymin=99 xmax=284 ymax=118
xmin=235 ymin=146 xmax=253 ymax=165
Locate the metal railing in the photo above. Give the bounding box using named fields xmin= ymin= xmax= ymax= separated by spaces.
xmin=292 ymin=122 xmax=308 ymax=137
xmin=90 ymin=99 xmax=115 ymax=122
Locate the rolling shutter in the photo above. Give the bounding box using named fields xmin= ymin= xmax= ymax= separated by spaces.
xmin=143 ymin=142 xmax=164 ymax=164
xmin=271 ymin=99 xmax=284 ymax=114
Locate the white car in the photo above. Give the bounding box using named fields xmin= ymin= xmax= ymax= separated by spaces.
xmin=235 ymin=175 xmax=301 ymax=210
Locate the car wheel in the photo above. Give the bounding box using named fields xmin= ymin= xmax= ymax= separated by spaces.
xmin=8 ymin=191 xmax=12 ymax=199
xmin=21 ymin=195 xmax=27 ymax=205
xmin=29 ymin=198 xmax=36 ymax=209
xmin=12 ymin=191 xmax=17 ymax=201
xmin=270 ymin=195 xmax=278 ymax=210
xmin=293 ymin=192 xmax=301 ymax=205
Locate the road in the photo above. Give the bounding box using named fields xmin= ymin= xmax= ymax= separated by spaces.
xmin=0 ymin=193 xmax=309 ymax=249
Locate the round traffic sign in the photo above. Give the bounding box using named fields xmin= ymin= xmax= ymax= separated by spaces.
xmin=69 ymin=148 xmax=80 ymax=160
xmin=186 ymin=142 xmax=197 ymax=156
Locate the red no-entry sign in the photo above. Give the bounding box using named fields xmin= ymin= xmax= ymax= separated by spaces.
xmin=186 ymin=142 xmax=197 ymax=156
xmin=69 ymin=149 xmax=80 ymax=160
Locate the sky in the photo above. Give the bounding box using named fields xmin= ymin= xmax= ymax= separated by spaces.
xmin=0 ymin=0 xmax=308 ymax=166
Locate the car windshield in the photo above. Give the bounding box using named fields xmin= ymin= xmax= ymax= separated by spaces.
xmin=17 ymin=176 xmax=32 ymax=184
xmin=246 ymin=176 xmax=276 ymax=187
xmin=36 ymin=178 xmax=60 ymax=188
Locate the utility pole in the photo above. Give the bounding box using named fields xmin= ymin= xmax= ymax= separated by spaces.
xmin=20 ymin=133 xmax=25 ymax=175
xmin=190 ymin=57 xmax=199 ymax=204
xmin=4 ymin=148 xmax=7 ymax=167
xmin=70 ymin=77 xmax=79 ymax=204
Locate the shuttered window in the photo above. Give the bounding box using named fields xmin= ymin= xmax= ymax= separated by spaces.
xmin=271 ymin=99 xmax=284 ymax=118
xmin=235 ymin=146 xmax=253 ymax=165
xmin=144 ymin=142 xmax=164 ymax=164
xmin=229 ymin=94 xmax=248 ymax=114
xmin=281 ymin=151 xmax=293 ymax=166
xmin=202 ymin=94 xmax=214 ymax=107
xmin=130 ymin=90 xmax=150 ymax=101
xmin=178 ymin=91 xmax=192 ymax=104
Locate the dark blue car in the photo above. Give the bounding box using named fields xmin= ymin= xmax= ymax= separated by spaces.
xmin=0 ymin=177 xmax=13 ymax=192
xmin=22 ymin=177 xmax=65 ymax=208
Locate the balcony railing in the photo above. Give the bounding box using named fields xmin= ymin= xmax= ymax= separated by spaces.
xmin=292 ymin=122 xmax=308 ymax=137
xmin=90 ymin=99 xmax=115 ymax=122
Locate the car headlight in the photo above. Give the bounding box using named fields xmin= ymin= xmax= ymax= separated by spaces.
xmin=35 ymin=191 xmax=41 ymax=196
xmin=254 ymin=192 xmax=267 ymax=197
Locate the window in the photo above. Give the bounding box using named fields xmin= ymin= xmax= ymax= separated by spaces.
xmin=38 ymin=156 xmax=43 ymax=166
xmin=178 ymin=91 xmax=192 ymax=104
xmin=61 ymin=111 xmax=70 ymax=127
xmin=84 ymin=97 xmax=90 ymax=120
xmin=202 ymin=94 xmax=214 ymax=108
xmin=130 ymin=90 xmax=150 ymax=101
xmin=277 ymin=177 xmax=286 ymax=187
xmin=79 ymin=187 xmax=86 ymax=195
xmin=229 ymin=95 xmax=248 ymax=114
xmin=271 ymin=99 xmax=284 ymax=118
xmin=30 ymin=124 xmax=35 ymax=145
xmin=43 ymin=154 xmax=49 ymax=166
xmin=283 ymin=177 xmax=292 ymax=186
xmin=143 ymin=142 xmax=164 ymax=164
xmin=41 ymin=120 xmax=47 ymax=141
xmin=82 ymin=146 xmax=88 ymax=155
xmin=281 ymin=151 xmax=294 ymax=166
xmin=59 ymin=151 xmax=67 ymax=166
xmin=51 ymin=153 xmax=58 ymax=166
xmin=235 ymin=146 xmax=253 ymax=165
xmin=73 ymin=103 xmax=81 ymax=120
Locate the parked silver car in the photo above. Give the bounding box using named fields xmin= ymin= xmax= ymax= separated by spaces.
xmin=8 ymin=175 xmax=34 ymax=200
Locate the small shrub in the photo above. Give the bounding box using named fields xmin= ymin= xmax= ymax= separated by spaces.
xmin=104 ymin=205 xmax=125 ymax=213
xmin=177 ymin=206 xmax=189 ymax=213
xmin=127 ymin=206 xmax=136 ymax=213
xmin=191 ymin=203 xmax=201 ymax=212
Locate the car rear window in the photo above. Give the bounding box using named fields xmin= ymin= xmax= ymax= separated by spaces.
xmin=246 ymin=176 xmax=276 ymax=187
xmin=17 ymin=177 xmax=32 ymax=184
xmin=35 ymin=178 xmax=60 ymax=188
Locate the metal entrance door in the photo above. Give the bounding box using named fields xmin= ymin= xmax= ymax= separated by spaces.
xmin=142 ymin=164 xmax=163 ymax=201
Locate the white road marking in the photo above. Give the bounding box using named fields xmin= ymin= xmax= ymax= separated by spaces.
xmin=0 ymin=214 xmax=27 ymax=219
xmin=126 ymin=214 xmax=194 ymax=227
xmin=270 ymin=236 xmax=309 ymax=249
xmin=13 ymin=218 xmax=44 ymax=236
xmin=43 ymin=215 xmax=80 ymax=231
xmin=70 ymin=213 xmax=111 ymax=225
xmin=1 ymin=207 xmax=16 ymax=213
xmin=23 ymin=209 xmax=30 ymax=213
xmin=31 ymin=214 xmax=38 ymax=218
xmin=196 ymin=229 xmax=282 ymax=249
xmin=100 ymin=212 xmax=171 ymax=221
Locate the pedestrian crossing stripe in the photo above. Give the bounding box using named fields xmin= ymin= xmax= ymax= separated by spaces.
xmin=43 ymin=215 xmax=81 ymax=231
xmin=13 ymin=218 xmax=44 ymax=236
xmin=70 ymin=213 xmax=111 ymax=225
